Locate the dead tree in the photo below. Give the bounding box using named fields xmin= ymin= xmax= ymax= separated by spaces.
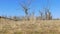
xmin=19 ymin=0 xmax=32 ymax=20
xmin=30 ymin=11 xmax=35 ymax=20
xmin=47 ymin=11 xmax=52 ymax=20
xmin=45 ymin=9 xmax=52 ymax=20
xmin=39 ymin=11 xmax=43 ymax=20
xmin=0 ymin=16 xmax=1 ymax=18
xmin=44 ymin=0 xmax=52 ymax=20
xmin=20 ymin=0 xmax=32 ymax=15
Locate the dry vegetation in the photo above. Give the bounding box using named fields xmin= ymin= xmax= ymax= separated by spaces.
xmin=0 ymin=0 xmax=59 ymax=34
xmin=0 ymin=18 xmax=60 ymax=34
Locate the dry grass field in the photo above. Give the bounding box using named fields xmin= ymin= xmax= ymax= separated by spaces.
xmin=0 ymin=18 xmax=60 ymax=34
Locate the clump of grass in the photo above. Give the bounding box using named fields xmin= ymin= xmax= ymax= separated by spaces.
xmin=14 ymin=31 xmax=23 ymax=34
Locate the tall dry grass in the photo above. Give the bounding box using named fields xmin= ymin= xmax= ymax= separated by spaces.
xmin=0 ymin=18 xmax=60 ymax=34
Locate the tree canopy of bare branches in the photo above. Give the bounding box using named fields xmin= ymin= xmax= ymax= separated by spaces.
xmin=19 ymin=0 xmax=32 ymax=16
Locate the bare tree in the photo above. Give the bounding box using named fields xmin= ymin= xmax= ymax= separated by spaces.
xmin=0 ymin=16 xmax=1 ymax=18
xmin=31 ymin=11 xmax=35 ymax=20
xmin=45 ymin=8 xmax=52 ymax=20
xmin=20 ymin=0 xmax=32 ymax=16
xmin=19 ymin=0 xmax=32 ymax=20
xmin=39 ymin=10 xmax=43 ymax=20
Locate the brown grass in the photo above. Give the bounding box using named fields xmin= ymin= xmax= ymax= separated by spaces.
xmin=0 ymin=18 xmax=60 ymax=34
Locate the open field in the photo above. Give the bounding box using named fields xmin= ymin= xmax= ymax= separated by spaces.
xmin=0 ymin=18 xmax=60 ymax=34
